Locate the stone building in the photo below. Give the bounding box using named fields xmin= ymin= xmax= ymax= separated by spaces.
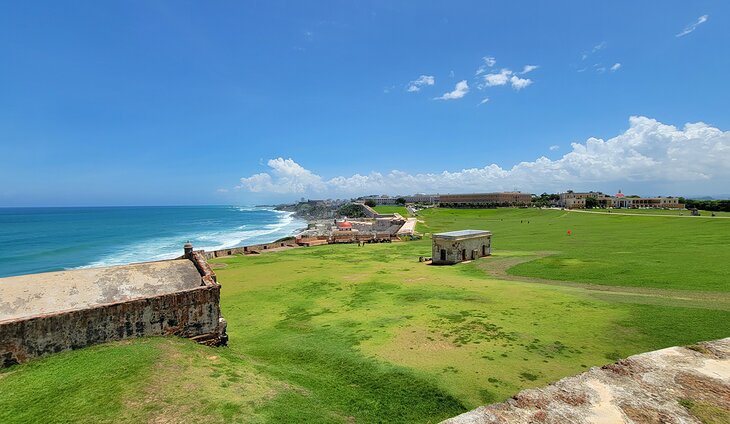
xmin=0 ymin=244 xmax=227 ymax=367
xmin=438 ymin=192 xmax=531 ymax=208
xmin=558 ymin=191 xmax=613 ymax=209
xmin=432 ymin=230 xmax=492 ymax=265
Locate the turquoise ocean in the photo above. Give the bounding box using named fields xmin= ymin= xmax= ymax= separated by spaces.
xmin=0 ymin=206 xmax=305 ymax=278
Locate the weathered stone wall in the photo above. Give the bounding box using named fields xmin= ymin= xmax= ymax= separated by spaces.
xmin=0 ymin=284 xmax=222 ymax=367
xmin=200 ymin=240 xmax=299 ymax=260
xmin=442 ymin=338 xmax=730 ymax=424
xmin=0 ymin=251 xmax=226 ymax=367
xmin=432 ymin=235 xmax=491 ymax=265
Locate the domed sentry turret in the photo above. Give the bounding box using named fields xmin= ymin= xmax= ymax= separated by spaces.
xmin=184 ymin=241 xmax=194 ymax=258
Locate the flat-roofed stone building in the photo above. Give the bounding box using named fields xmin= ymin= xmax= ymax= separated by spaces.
xmin=439 ymin=192 xmax=531 ymax=208
xmin=0 ymin=245 xmax=227 ymax=367
xmin=432 ymin=230 xmax=492 ymax=265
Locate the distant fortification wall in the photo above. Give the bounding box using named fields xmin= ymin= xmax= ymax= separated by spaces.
xmin=0 ymin=250 xmax=226 ymax=367
xmin=200 ymin=239 xmax=299 ymax=260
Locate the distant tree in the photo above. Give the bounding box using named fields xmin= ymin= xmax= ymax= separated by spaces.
xmin=396 ymin=197 xmax=406 ymax=205
xmin=585 ymin=196 xmax=599 ymax=209
xmin=338 ymin=204 xmax=366 ymax=218
xmin=364 ymin=199 xmax=377 ymax=207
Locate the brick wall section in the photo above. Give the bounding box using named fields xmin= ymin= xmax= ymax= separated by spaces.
xmin=0 ymin=252 xmax=227 ymax=368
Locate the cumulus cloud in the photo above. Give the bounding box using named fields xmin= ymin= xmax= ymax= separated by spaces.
xmin=610 ymin=63 xmax=622 ymax=72
xmin=676 ymin=15 xmax=709 ymax=37
xmin=435 ymin=80 xmax=469 ymax=100
xmin=480 ymin=68 xmax=533 ymax=90
xmin=235 ymin=117 xmax=730 ymax=197
xmin=407 ymin=75 xmax=435 ymax=92
xmin=237 ymin=158 xmax=326 ymax=193
xmin=521 ymin=65 xmax=539 ymax=74
xmin=510 ymin=75 xmax=532 ymax=90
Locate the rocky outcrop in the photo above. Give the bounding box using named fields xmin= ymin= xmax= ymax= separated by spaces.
xmin=443 ymin=338 xmax=730 ymax=424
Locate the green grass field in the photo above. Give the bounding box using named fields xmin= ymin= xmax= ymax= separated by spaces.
xmin=373 ymin=205 xmax=410 ymax=216
xmin=1 ymin=208 xmax=729 ymax=423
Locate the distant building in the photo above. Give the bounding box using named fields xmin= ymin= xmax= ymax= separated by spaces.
xmin=438 ymin=192 xmax=531 ymax=208
xmin=432 ymin=230 xmax=492 ymax=265
xmin=612 ymin=193 xmax=683 ymax=209
xmin=558 ymin=190 xmax=684 ymax=209
xmin=403 ymin=194 xmax=439 ymax=204
xmin=359 ymin=195 xmax=399 ymax=205
xmin=335 ymin=221 xmax=353 ymax=231
xmin=558 ymin=191 xmax=613 ymax=209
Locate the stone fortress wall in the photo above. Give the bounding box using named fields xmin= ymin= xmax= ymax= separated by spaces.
xmin=0 ymin=246 xmax=227 ymax=367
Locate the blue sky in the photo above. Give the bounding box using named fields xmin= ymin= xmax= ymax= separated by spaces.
xmin=1 ymin=1 xmax=729 ymax=206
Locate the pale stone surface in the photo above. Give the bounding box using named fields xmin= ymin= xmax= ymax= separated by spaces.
xmin=0 ymin=260 xmax=202 ymax=322
xmin=442 ymin=338 xmax=730 ymax=424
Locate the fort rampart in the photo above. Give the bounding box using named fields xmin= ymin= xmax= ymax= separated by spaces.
xmin=0 ymin=249 xmax=226 ymax=367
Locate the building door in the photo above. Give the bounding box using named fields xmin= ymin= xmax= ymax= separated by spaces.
xmin=461 ymin=249 xmax=466 ymax=261
xmin=440 ymin=249 xmax=446 ymax=261
xmin=482 ymin=245 xmax=486 ymax=256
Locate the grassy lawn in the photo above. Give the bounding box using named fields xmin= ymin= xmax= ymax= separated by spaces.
xmin=572 ymin=208 xmax=730 ymax=217
xmin=1 ymin=208 xmax=729 ymax=423
xmin=373 ymin=205 xmax=410 ymax=216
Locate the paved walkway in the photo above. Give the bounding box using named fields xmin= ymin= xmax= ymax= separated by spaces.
xmin=397 ymin=217 xmax=418 ymax=235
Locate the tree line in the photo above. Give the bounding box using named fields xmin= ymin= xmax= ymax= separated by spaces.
xmin=680 ymin=198 xmax=730 ymax=212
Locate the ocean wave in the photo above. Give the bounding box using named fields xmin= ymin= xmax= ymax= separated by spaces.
xmin=75 ymin=209 xmax=305 ymax=269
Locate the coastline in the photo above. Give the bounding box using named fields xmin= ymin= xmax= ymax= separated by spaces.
xmin=0 ymin=206 xmax=309 ymax=278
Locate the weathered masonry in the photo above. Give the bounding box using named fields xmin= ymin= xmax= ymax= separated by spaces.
xmin=432 ymin=230 xmax=492 ymax=265
xmin=0 ymin=245 xmax=227 ymax=367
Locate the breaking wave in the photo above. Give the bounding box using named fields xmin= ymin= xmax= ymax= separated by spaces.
xmin=76 ymin=207 xmax=304 ymax=269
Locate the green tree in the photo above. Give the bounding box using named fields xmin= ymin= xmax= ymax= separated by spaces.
xmin=585 ymin=196 xmax=599 ymax=209
xmin=364 ymin=200 xmax=377 ymax=207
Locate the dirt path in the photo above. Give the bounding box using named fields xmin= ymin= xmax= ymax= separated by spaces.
xmin=474 ymin=252 xmax=730 ymax=311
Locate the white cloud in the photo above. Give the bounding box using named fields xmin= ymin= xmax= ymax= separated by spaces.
xmin=475 ymin=56 xmax=497 ymax=75
xmin=480 ymin=68 xmax=533 ymax=90
xmin=676 ymin=15 xmax=709 ymax=37
xmin=610 ymin=63 xmax=621 ymax=72
xmin=581 ymin=41 xmax=607 ymax=62
xmin=407 ymin=75 xmax=435 ymax=92
xmin=235 ymin=117 xmax=730 ymax=197
xmin=237 ymin=158 xmax=326 ymax=193
xmin=477 ymin=97 xmax=490 ymax=106
xmin=510 ymin=75 xmax=533 ymax=90
xmin=521 ymin=65 xmax=539 ymax=74
xmin=592 ymin=41 xmax=607 ymax=52
xmin=483 ymin=68 xmax=513 ymax=87
xmin=449 ymin=70 xmax=455 ymax=78
xmin=435 ymin=80 xmax=469 ymax=100
xmin=216 ymin=188 xmax=229 ymax=193
xmin=549 ymin=145 xmax=560 ymax=151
